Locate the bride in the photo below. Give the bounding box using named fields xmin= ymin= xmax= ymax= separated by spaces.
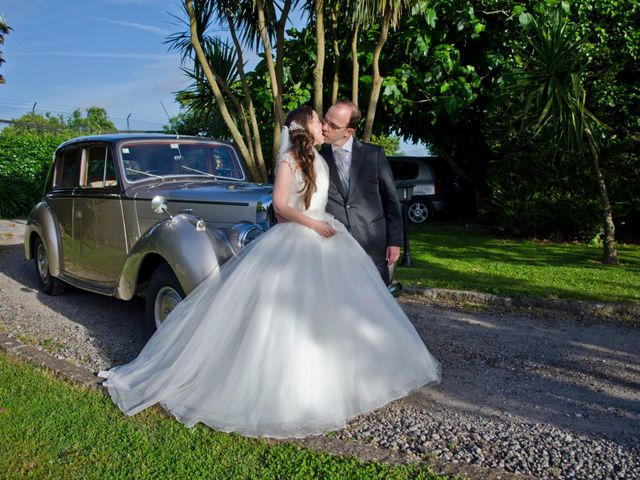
xmin=99 ymin=106 xmax=441 ymax=438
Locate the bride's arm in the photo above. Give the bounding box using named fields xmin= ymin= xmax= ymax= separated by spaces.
xmin=273 ymin=161 xmax=336 ymax=237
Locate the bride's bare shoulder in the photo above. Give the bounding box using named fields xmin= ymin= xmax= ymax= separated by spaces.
xmin=278 ymin=151 xmax=300 ymax=171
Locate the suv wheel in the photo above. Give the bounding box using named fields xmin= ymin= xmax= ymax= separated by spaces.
xmin=408 ymin=200 xmax=434 ymax=224
xmin=34 ymin=237 xmax=66 ymax=295
xmin=145 ymin=264 xmax=185 ymax=329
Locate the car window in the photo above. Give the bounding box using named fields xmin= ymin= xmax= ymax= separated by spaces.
xmin=389 ymin=160 xmax=420 ymax=181
xmin=85 ymin=145 xmax=118 ymax=188
xmin=121 ymin=142 xmax=244 ymax=181
xmin=54 ymin=148 xmax=82 ymax=188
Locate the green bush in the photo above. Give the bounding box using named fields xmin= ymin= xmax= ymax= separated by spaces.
xmin=601 ymin=141 xmax=640 ymax=242
xmin=488 ymin=146 xmax=602 ymax=241
xmin=0 ymin=130 xmax=73 ymax=218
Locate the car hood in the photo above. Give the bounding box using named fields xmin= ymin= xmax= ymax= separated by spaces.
xmin=127 ymin=179 xmax=273 ymax=204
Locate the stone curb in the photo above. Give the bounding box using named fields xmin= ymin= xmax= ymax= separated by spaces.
xmin=0 ymin=333 xmax=102 ymax=388
xmin=0 ymin=331 xmax=535 ymax=480
xmin=403 ymin=286 xmax=640 ymax=323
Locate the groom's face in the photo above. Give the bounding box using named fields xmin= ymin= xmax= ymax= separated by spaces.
xmin=322 ymin=105 xmax=353 ymax=147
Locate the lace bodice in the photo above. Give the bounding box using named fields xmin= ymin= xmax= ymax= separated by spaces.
xmin=278 ymin=150 xmax=329 ymax=220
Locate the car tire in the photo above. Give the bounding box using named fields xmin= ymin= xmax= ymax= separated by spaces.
xmin=33 ymin=236 xmax=66 ymax=296
xmin=145 ymin=264 xmax=185 ymax=330
xmin=407 ymin=200 xmax=434 ymax=224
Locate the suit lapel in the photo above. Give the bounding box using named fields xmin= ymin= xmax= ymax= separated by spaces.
xmin=347 ymin=139 xmax=364 ymax=199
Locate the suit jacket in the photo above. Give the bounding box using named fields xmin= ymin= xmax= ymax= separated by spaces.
xmin=320 ymin=139 xmax=403 ymax=271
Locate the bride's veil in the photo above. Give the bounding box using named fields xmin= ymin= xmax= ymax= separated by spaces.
xmin=278 ymin=126 xmax=291 ymax=159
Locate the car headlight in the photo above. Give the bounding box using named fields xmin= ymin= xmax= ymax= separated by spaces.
xmin=229 ymin=223 xmax=265 ymax=251
xmin=256 ymin=196 xmax=275 ymax=230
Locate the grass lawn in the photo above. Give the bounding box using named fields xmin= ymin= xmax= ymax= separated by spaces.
xmin=0 ymin=353 xmax=448 ymax=480
xmin=396 ymin=223 xmax=640 ymax=304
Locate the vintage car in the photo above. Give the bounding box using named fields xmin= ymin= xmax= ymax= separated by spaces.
xmin=24 ymin=134 xmax=273 ymax=328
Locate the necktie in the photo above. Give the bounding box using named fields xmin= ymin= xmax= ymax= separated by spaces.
xmin=334 ymin=148 xmax=350 ymax=193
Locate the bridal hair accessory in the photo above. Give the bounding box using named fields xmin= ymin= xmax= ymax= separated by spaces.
xmin=288 ymin=120 xmax=304 ymax=132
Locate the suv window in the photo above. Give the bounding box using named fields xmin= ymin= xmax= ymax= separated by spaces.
xmin=54 ymin=148 xmax=82 ymax=188
xmin=85 ymin=145 xmax=117 ymax=188
xmin=389 ymin=160 xmax=420 ymax=181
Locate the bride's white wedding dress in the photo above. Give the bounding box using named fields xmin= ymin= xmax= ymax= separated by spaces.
xmin=99 ymin=151 xmax=441 ymax=438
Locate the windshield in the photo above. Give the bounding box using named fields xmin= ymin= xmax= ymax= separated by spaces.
xmin=120 ymin=141 xmax=244 ymax=182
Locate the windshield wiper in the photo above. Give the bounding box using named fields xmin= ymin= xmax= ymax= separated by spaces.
xmin=180 ymin=165 xmax=217 ymax=179
xmin=125 ymin=168 xmax=164 ymax=180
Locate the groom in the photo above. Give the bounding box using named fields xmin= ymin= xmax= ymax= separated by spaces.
xmin=320 ymin=100 xmax=403 ymax=285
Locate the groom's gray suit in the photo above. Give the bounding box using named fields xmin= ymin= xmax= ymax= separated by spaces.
xmin=321 ymin=140 xmax=403 ymax=285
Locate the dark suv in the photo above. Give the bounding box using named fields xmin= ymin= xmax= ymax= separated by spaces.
xmin=388 ymin=156 xmax=446 ymax=223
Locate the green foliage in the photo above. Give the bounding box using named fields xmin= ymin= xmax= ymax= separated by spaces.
xmin=65 ymin=107 xmax=117 ymax=134
xmin=487 ymin=143 xmax=602 ymax=240
xmin=5 ymin=108 xmax=117 ymax=136
xmin=370 ymin=133 xmax=401 ymax=155
xmin=3 ymin=111 xmax=67 ymax=134
xmin=167 ymin=0 xmax=639 ymax=239
xmin=0 ymin=130 xmax=73 ymax=218
xmin=0 ymin=353 xmax=449 ymax=479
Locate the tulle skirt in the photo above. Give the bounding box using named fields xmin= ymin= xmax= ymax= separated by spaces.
xmin=99 ymin=216 xmax=441 ymax=438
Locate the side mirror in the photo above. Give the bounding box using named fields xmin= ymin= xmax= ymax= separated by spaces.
xmin=151 ymin=195 xmax=171 ymax=218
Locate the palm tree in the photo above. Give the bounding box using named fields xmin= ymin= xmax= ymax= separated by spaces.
xmin=182 ymin=0 xmax=267 ymax=181
xmin=236 ymin=0 xmax=294 ymax=159
xmin=312 ymin=0 xmax=325 ymax=117
xmin=0 ymin=15 xmax=12 ymax=85
xmin=173 ymin=1 xmax=298 ymax=173
xmin=513 ymin=8 xmax=619 ymax=264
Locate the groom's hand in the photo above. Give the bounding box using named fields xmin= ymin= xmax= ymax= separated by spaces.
xmin=386 ymin=246 xmax=400 ymax=265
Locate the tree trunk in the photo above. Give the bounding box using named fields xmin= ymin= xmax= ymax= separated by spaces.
xmin=313 ymin=0 xmax=325 ymax=118
xmin=330 ymin=5 xmax=341 ymax=104
xmin=226 ymin=9 xmax=266 ymax=181
xmin=255 ymin=0 xmax=284 ymax=160
xmin=591 ymin=148 xmax=619 ymax=264
xmin=213 ymin=70 xmax=254 ymax=163
xmin=185 ymin=0 xmax=253 ymax=173
xmin=362 ymin=12 xmax=390 ymax=141
xmin=351 ymin=20 xmax=360 ymax=107
xmin=275 ymin=0 xmax=292 ymax=106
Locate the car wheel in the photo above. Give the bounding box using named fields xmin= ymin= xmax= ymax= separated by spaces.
xmin=33 ymin=236 xmax=66 ymax=296
xmin=407 ymin=200 xmax=434 ymax=224
xmin=145 ymin=264 xmax=185 ymax=330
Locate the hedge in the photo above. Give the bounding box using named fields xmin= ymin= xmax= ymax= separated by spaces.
xmin=0 ymin=130 xmax=73 ymax=218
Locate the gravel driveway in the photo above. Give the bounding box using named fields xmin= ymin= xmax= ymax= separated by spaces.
xmin=1 ymin=220 xmax=638 ymax=479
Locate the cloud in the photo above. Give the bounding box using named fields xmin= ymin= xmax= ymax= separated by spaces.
xmin=95 ymin=18 xmax=171 ymax=36
xmin=12 ymin=51 xmax=169 ymax=60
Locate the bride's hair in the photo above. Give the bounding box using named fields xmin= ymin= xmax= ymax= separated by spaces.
xmin=285 ymin=105 xmax=317 ymax=210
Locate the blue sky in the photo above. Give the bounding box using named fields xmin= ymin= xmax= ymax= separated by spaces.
xmin=0 ymin=0 xmax=427 ymax=153
xmin=0 ymin=0 xmax=200 ymax=131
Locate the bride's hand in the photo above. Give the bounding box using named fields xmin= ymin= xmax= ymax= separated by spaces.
xmin=312 ymin=220 xmax=337 ymax=237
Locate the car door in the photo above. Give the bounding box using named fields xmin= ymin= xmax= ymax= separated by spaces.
xmin=48 ymin=145 xmax=81 ymax=275
xmin=73 ymin=143 xmax=128 ymax=290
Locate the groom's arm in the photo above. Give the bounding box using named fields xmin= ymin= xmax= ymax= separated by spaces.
xmin=376 ymin=148 xmax=403 ymax=249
